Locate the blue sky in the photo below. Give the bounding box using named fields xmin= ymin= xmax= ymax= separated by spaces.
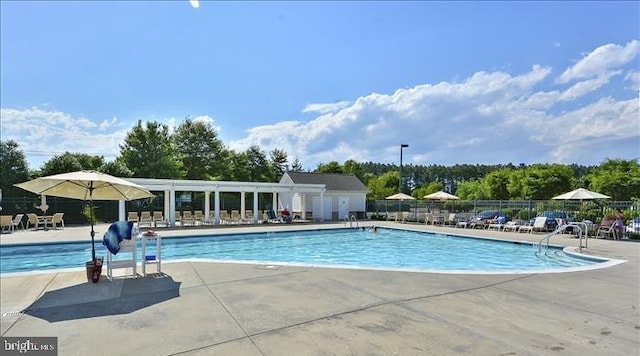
xmin=1 ymin=1 xmax=638 ymax=171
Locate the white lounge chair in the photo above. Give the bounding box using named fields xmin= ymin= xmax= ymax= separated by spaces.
xmin=11 ymin=214 xmax=25 ymax=231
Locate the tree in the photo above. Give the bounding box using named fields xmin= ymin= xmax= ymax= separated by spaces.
xmin=229 ymin=151 xmax=251 ymax=181
xmin=246 ymin=145 xmax=272 ymax=182
xmin=269 ymin=148 xmax=289 ymax=181
xmin=366 ymin=171 xmax=399 ymax=199
xmin=484 ymin=169 xmax=511 ymax=200
xmin=413 ymin=181 xmax=444 ymax=199
xmin=456 ymin=179 xmax=489 ymax=200
xmin=118 ymin=120 xmax=182 ymax=179
xmin=290 ymin=157 xmax=304 ymax=172
xmin=0 ymin=140 xmax=30 ymax=197
xmin=316 ymin=161 xmax=343 ymax=173
xmin=40 ymin=152 xmax=105 ymax=176
xmin=174 ymin=118 xmax=226 ymax=180
xmin=525 ymin=164 xmax=573 ymax=199
xmin=588 ymin=158 xmax=640 ymax=200
xmin=343 ymin=159 xmax=364 ymax=181
xmin=99 ymin=160 xmax=134 ymax=177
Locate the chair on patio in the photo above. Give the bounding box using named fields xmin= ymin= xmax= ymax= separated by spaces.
xmin=139 ymin=211 xmax=153 ymax=228
xmin=26 ymin=213 xmax=40 ymax=230
xmin=531 ymin=217 xmax=548 ymax=233
xmin=1 ymin=215 xmax=12 ymax=233
xmin=48 ymin=212 xmax=65 ymax=229
xmin=181 ymin=211 xmax=195 ymax=226
xmin=194 ymin=210 xmax=205 ymax=225
xmin=596 ymin=218 xmax=617 ymax=239
xmin=11 ymin=214 xmax=25 ymax=231
xmin=219 ymin=210 xmax=229 ymax=224
xmin=127 ymin=212 xmax=139 ymax=224
xmin=152 ymin=211 xmax=168 ymax=227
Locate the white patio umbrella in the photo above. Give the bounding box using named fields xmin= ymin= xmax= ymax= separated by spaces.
xmin=423 ymin=191 xmax=459 ymax=200
xmin=552 ymin=188 xmax=611 ymax=200
xmin=14 ymin=170 xmax=155 ymax=262
xmin=386 ymin=192 xmax=416 ymax=200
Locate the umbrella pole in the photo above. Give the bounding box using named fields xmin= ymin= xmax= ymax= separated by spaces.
xmin=89 ymin=182 xmax=96 ymax=262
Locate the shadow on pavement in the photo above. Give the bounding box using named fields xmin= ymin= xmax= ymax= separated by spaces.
xmin=23 ymin=274 xmax=181 ymax=322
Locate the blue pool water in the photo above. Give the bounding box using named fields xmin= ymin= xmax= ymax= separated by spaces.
xmin=0 ymin=228 xmax=604 ymax=274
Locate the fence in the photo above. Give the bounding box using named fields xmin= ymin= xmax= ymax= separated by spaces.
xmin=367 ymin=199 xmax=639 ymax=223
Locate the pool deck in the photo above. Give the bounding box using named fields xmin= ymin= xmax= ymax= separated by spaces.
xmin=1 ymin=222 xmax=639 ymax=355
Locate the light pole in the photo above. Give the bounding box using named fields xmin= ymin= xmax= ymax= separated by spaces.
xmin=399 ymin=144 xmax=409 ymax=194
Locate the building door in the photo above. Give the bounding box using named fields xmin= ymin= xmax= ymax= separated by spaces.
xmin=338 ymin=196 xmax=349 ymax=220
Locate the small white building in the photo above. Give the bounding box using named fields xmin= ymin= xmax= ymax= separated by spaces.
xmin=279 ymin=172 xmax=369 ymax=221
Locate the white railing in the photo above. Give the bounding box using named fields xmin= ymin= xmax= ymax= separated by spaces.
xmin=538 ymin=223 xmax=587 ymax=253
xmin=344 ymin=214 xmax=359 ymax=229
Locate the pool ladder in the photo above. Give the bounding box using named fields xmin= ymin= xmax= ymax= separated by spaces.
xmin=538 ymin=222 xmax=588 ymax=253
xmin=344 ymin=214 xmax=359 ymax=229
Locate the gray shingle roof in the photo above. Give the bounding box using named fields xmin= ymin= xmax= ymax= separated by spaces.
xmin=285 ymin=172 xmax=369 ymax=192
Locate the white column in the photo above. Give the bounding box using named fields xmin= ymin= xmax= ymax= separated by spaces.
xmin=214 ymin=189 xmax=220 ymax=225
xmin=300 ymin=193 xmax=306 ymax=219
xmin=253 ymin=188 xmax=259 ymax=224
xmin=289 ymin=189 xmax=294 ymax=212
xmin=118 ymin=200 xmax=125 ymax=221
xmin=272 ymin=193 xmax=278 ymax=212
xmin=320 ymin=189 xmax=325 ymax=222
xmin=240 ymin=192 xmax=246 ymax=219
xmin=164 ymin=190 xmax=171 ymax=224
xmin=169 ymin=186 xmax=176 ymax=227
xmin=204 ymin=191 xmax=210 ymax=221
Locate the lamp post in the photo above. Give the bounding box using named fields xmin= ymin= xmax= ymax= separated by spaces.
xmin=520 ymin=163 xmax=530 ymax=220
xmin=399 ymin=144 xmax=409 ymax=194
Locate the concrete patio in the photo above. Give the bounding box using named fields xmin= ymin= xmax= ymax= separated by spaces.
xmin=1 ymin=222 xmax=639 ymax=355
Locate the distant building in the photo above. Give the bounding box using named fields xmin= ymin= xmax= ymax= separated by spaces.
xmin=279 ymin=172 xmax=370 ymax=220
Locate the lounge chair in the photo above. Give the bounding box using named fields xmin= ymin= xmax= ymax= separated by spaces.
xmin=266 ymin=210 xmax=283 ymax=223
xmin=182 ymin=211 xmax=195 ymax=226
xmin=193 ymin=211 xmax=205 ymax=225
xmin=531 ymin=217 xmax=548 ymax=233
xmin=26 ymin=213 xmax=40 ymax=230
xmin=152 ymin=211 xmax=168 ymax=227
xmin=219 ymin=210 xmax=229 ymax=224
xmin=243 ymin=210 xmax=254 ymax=224
xmin=11 ymin=214 xmax=25 ymax=231
xmin=596 ymin=220 xmax=618 ymax=240
xmin=444 ymin=213 xmax=458 ymax=226
xmin=502 ymin=221 xmax=520 ymax=232
xmin=0 ymin=215 xmax=12 ymax=233
xmin=48 ymin=212 xmax=65 ymax=229
xmin=127 ymin=212 xmax=139 ymax=224
xmin=230 ymin=210 xmax=241 ymax=224
xmin=139 ymin=211 xmax=153 ymax=228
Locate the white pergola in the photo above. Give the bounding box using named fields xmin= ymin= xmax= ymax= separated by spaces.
xmin=118 ymin=178 xmax=327 ymax=226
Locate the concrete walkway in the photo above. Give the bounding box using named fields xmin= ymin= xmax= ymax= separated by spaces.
xmin=1 ymin=222 xmax=638 ymax=355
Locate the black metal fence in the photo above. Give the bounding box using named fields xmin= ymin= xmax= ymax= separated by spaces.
xmin=367 ymin=199 xmax=639 ymax=223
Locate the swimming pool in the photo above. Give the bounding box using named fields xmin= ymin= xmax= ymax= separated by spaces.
xmin=0 ymin=228 xmax=611 ymax=274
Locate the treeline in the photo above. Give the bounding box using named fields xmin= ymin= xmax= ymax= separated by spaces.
xmin=1 ymin=118 xmax=639 ymax=201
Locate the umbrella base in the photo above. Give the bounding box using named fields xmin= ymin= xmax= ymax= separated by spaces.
xmin=85 ymin=257 xmax=103 ymax=283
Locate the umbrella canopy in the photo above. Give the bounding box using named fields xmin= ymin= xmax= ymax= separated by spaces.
xmin=423 ymin=191 xmax=459 ymax=200
xmin=386 ymin=192 xmax=416 ymax=200
xmin=14 ymin=170 xmax=154 ymax=261
xmin=552 ymin=188 xmax=611 ymax=200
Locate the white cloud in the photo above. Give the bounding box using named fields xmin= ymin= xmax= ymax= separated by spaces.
xmin=556 ymin=40 xmax=640 ymax=84
xmin=229 ymin=42 xmax=639 ymax=168
xmin=558 ymin=71 xmax=621 ymax=101
xmin=302 ymin=101 xmax=351 ymax=114
xmin=0 ymin=107 xmax=131 ymax=168
xmin=624 ymin=70 xmax=640 ymax=89
xmin=3 ymin=40 xmax=639 ymax=171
